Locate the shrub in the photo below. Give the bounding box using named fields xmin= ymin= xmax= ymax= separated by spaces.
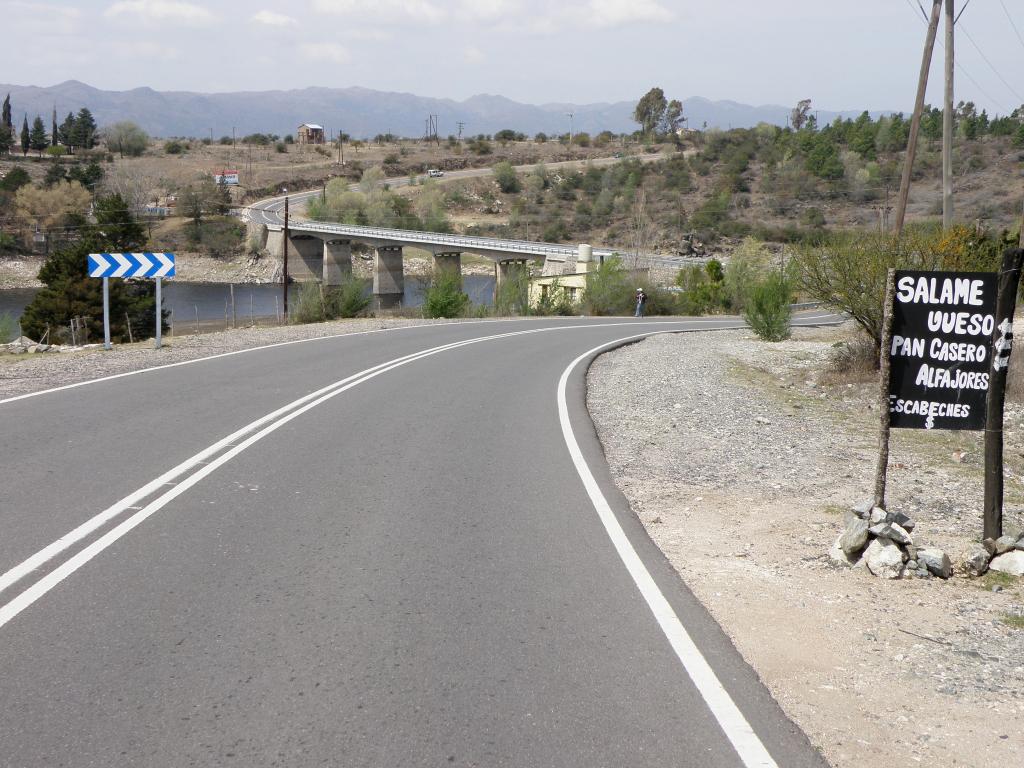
xmin=275 ymin=142 xmax=287 ymax=153
xmin=422 ymin=269 xmax=469 ymax=318
xmin=325 ymin=277 xmax=370 ymax=318
xmin=583 ymin=257 xmax=634 ymax=315
xmin=826 ymin=335 xmax=879 ymax=380
xmin=165 ymin=140 xmax=185 ymax=155
xmin=744 ymin=271 xmax=792 ymax=341
xmin=493 ymin=161 xmax=520 ymax=193
xmin=0 ymin=311 xmax=20 ymax=343
xmin=290 ymin=281 xmax=328 ymax=324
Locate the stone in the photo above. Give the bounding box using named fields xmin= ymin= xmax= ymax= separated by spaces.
xmin=869 ymin=507 xmax=888 ymax=525
xmin=869 ymin=522 xmax=913 ymax=546
xmin=982 ymin=538 xmax=997 ymax=556
xmin=906 ymin=560 xmax=919 ymax=570
xmin=918 ymin=547 xmax=953 ymax=579
xmin=905 ymin=544 xmax=919 ymax=562
xmin=989 ymin=551 xmax=1024 ymax=577
xmin=995 ymin=536 xmax=1018 ymax=555
xmin=840 ymin=517 xmax=870 ymax=556
xmin=962 ymin=546 xmax=991 ymax=577
xmin=851 ymin=499 xmax=874 ymax=519
xmin=829 ymin=534 xmax=861 ymax=567
xmin=864 ymin=538 xmax=905 ymax=579
xmin=1004 ymin=520 xmax=1023 ymax=540
xmin=890 ymin=511 xmax=915 ymax=532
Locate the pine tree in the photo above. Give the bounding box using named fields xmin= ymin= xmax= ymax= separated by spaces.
xmin=59 ymin=112 xmax=76 ymax=152
xmin=20 ymin=115 xmax=29 ymax=156
xmin=51 ymin=106 xmax=58 ymax=147
xmin=1 ymin=94 xmax=11 ymax=151
xmin=72 ymin=107 xmax=96 ymax=150
xmin=19 ymin=195 xmax=162 ymax=344
xmin=0 ymin=122 xmax=11 ymax=154
xmin=29 ymin=115 xmax=49 ymax=155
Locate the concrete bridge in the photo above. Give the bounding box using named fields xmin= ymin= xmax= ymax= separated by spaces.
xmin=245 ymin=186 xmax=695 ymax=307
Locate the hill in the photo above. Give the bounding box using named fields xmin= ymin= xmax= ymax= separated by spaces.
xmin=0 ymin=80 xmax=891 ymax=139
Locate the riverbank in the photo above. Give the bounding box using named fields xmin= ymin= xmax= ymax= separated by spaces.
xmin=588 ymin=326 xmax=1024 ymax=768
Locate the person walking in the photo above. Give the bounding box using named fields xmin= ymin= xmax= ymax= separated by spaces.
xmin=634 ymin=288 xmax=647 ymax=318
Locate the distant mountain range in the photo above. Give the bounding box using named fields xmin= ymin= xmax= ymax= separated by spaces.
xmin=0 ymin=80 xmax=896 ymax=139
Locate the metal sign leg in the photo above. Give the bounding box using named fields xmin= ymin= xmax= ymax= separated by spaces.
xmin=155 ymin=277 xmax=162 ymax=349
xmin=103 ymin=277 xmax=111 ymax=351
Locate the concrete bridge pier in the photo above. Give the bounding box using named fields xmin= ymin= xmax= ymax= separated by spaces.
xmin=494 ymin=259 xmax=530 ymax=308
xmin=432 ymin=252 xmax=462 ymax=288
xmin=374 ymin=246 xmax=404 ymax=309
xmin=288 ymin=236 xmax=325 ymax=281
xmin=323 ymin=239 xmax=353 ymax=286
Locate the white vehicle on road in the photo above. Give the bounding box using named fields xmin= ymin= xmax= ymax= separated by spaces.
xmin=427 ymin=168 xmax=444 ymax=177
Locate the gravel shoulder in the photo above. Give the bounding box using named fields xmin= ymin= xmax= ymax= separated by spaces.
xmin=587 ymin=325 xmax=1024 ymax=768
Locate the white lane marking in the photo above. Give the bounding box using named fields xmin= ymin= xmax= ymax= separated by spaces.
xmin=0 ymin=316 xmax=753 ymax=407
xmin=557 ymin=333 xmax=780 ymax=768
xmin=0 ymin=314 xmax=839 ymax=618
xmin=0 ymin=320 xmax=750 ymax=628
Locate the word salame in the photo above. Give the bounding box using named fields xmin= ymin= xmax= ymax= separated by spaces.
xmin=895 ymin=275 xmax=987 ymax=306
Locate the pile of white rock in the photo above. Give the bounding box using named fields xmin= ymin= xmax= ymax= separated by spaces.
xmin=961 ymin=532 xmax=1024 ymax=578
xmin=2 ymin=336 xmax=58 ymax=354
xmin=830 ymin=500 xmax=953 ymax=579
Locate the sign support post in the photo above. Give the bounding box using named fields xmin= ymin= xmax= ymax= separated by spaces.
xmin=155 ymin=276 xmax=163 ymax=349
xmin=983 ymin=248 xmax=1024 ymax=540
xmin=102 ymin=277 xmax=111 ymax=350
xmin=874 ymin=269 xmax=897 ymax=509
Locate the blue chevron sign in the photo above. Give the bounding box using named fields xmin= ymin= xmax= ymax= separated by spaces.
xmin=88 ymin=252 xmax=175 ymax=278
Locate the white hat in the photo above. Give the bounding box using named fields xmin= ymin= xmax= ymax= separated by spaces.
xmin=636 ymin=287 xmax=642 ymax=292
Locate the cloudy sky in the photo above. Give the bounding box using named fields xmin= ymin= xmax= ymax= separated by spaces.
xmin=3 ymin=0 xmax=1023 ymax=114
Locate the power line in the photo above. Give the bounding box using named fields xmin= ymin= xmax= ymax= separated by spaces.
xmin=959 ymin=23 xmax=1024 ymax=104
xmin=998 ymin=0 xmax=1024 ymax=57
xmin=904 ymin=0 xmax=1010 ymax=112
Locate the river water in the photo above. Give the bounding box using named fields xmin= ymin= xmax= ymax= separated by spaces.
xmin=0 ymin=276 xmax=496 ymax=326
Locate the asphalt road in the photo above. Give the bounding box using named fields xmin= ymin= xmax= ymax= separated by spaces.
xmin=0 ymin=316 xmax=833 ymax=767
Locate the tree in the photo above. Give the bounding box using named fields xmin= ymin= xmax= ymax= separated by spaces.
xmin=18 ymin=194 xmax=157 ymax=344
xmin=661 ymin=99 xmax=683 ymax=135
xmin=0 ymin=118 xmax=10 ymax=155
xmin=15 ymin=180 xmax=92 ymax=231
xmin=104 ymin=121 xmax=149 ymax=157
xmin=51 ymin=107 xmax=58 ymax=147
xmin=1 ymin=94 xmax=12 ymax=152
xmin=58 ymin=111 xmax=76 ymax=151
xmin=634 ymin=87 xmax=668 ymax=137
xmin=71 ymin=108 xmax=96 ymax=150
xmin=20 ymin=115 xmax=29 ymax=156
xmin=29 ymin=115 xmax=48 ymax=155
xmin=791 ymin=99 xmax=812 ymax=131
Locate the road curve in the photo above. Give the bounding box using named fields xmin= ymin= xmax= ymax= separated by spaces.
xmin=0 ymin=316 xmax=831 ymax=767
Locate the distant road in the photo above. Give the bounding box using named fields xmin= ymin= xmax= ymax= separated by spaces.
xmin=243 ymin=151 xmax=702 ymax=269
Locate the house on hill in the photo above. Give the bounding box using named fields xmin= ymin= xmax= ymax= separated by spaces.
xmin=297 ymin=123 xmax=324 ymax=145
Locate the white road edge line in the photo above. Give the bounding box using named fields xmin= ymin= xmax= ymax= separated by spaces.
xmin=557 ymin=332 xmax=780 ymax=768
xmin=0 ymin=319 xmax=757 ymax=628
xmin=0 ymin=315 xmax=831 ymax=626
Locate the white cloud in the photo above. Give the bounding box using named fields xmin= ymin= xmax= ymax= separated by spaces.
xmin=8 ymin=1 xmax=81 ymax=36
xmin=252 ymin=10 xmax=299 ymax=27
xmin=459 ymin=0 xmax=518 ymax=22
xmin=302 ymin=42 xmax=352 ymax=64
xmin=585 ymin=0 xmax=673 ymax=27
xmin=312 ymin=0 xmax=445 ymax=24
xmin=104 ymin=1 xmax=215 ymax=26
xmin=464 ymin=45 xmax=484 ymax=63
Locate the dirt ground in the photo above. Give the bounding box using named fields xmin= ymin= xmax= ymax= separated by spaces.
xmin=588 ymin=324 xmax=1024 ymax=768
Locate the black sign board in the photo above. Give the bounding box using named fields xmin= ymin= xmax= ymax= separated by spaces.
xmin=888 ymin=270 xmax=996 ymax=430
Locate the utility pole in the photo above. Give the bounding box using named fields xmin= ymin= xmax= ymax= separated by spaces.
xmin=457 ymin=121 xmax=464 ymax=142
xmin=282 ymin=195 xmax=289 ymax=320
xmin=566 ymin=112 xmax=574 ymax=145
xmin=894 ymin=0 xmax=942 ymax=236
xmin=943 ymin=0 xmax=955 ymax=229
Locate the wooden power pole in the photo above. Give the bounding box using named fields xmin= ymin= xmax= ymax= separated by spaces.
xmin=895 ymin=0 xmax=942 ymax=236
xmin=943 ymin=0 xmax=955 ymax=229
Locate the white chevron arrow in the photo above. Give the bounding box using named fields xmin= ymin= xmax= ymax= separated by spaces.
xmin=134 ymin=252 xmax=154 ymax=276
xmin=111 ymin=253 xmax=132 ymax=278
xmin=153 ymin=253 xmax=174 ymax=277
xmin=89 ymin=253 xmax=111 ymax=277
